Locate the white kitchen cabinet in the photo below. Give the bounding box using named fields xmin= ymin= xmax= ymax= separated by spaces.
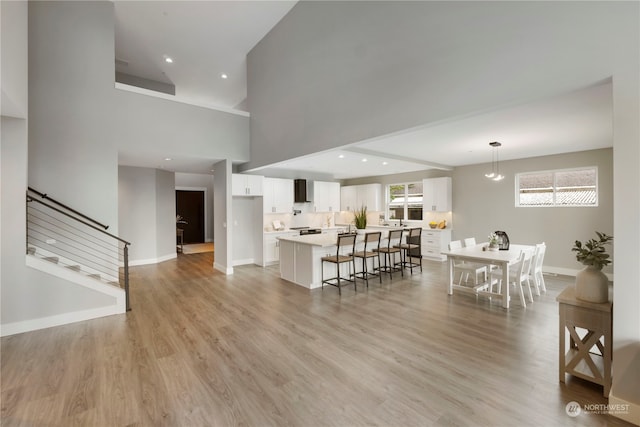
xmin=312 ymin=181 xmax=341 ymax=212
xmin=263 ymin=231 xmax=297 ymax=265
xmin=422 ymin=177 xmax=452 ymax=212
xmin=263 ymin=177 xmax=294 ymax=213
xmin=340 ymin=183 xmax=382 ymax=212
xmin=421 ymin=228 xmax=451 ymax=261
xmin=232 ymin=174 xmax=263 ymax=196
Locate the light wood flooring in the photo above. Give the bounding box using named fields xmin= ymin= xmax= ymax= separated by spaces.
xmin=1 ymin=254 xmax=632 ymax=426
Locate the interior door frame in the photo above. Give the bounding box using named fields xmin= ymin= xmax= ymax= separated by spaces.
xmin=175 ymin=186 xmax=209 ymax=243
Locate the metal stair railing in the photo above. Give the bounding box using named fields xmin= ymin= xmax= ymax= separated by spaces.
xmin=26 ymin=188 xmax=131 ymax=311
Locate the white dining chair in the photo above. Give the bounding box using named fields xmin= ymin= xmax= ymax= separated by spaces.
xmin=463 ymin=237 xmax=477 ymax=247
xmin=449 ymin=240 xmax=487 ymax=286
xmin=490 ymin=249 xmax=534 ymax=307
xmin=464 ymin=236 xmax=498 ymax=278
xmin=529 ymin=242 xmax=547 ymax=295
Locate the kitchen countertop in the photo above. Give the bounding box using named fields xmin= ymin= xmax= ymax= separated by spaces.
xmin=277 ymin=232 xmax=345 ymax=247
xmin=264 ymin=226 xmax=346 ymax=235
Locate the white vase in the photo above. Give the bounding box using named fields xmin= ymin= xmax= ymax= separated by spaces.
xmin=575 ymin=265 xmax=609 ymax=303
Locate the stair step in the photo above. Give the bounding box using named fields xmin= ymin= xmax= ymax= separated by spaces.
xmin=87 ymin=273 xmax=101 ymax=280
xmin=42 ymin=256 xmax=59 ymax=264
xmin=107 ymin=281 xmax=120 ymax=286
xmin=27 ymin=246 xmax=36 ymax=255
xmin=66 ymin=265 xmax=82 ymax=272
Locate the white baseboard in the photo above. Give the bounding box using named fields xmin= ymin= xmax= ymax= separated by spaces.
xmin=129 ymin=252 xmax=177 ymax=266
xmin=543 ymin=266 xmax=614 ymax=281
xmin=214 ymin=262 xmax=233 ymax=275
xmin=1 ymin=305 xmax=125 ymax=337
xmin=26 ymin=255 xmax=125 ymax=299
xmin=232 ymin=258 xmax=254 ymax=266
xmin=608 ymin=393 xmax=640 ymax=426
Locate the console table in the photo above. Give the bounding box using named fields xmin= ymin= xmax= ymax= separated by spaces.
xmin=557 ymin=285 xmax=612 ymax=397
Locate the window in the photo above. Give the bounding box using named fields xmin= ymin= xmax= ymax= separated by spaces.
xmin=387 ymin=182 xmax=423 ymax=220
xmin=516 ymin=167 xmax=598 ymax=207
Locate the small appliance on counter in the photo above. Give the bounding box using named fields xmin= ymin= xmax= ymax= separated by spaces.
xmin=494 ymin=230 xmax=510 ymax=250
xmin=299 ymin=228 xmax=321 ymax=235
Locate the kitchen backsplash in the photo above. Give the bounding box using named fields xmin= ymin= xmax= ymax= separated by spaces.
xmin=264 ymin=210 xmax=452 ymax=231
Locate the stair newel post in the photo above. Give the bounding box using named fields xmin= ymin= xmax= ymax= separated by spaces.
xmin=124 ymin=244 xmax=131 ymax=312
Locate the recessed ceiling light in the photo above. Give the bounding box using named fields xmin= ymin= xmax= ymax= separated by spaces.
xmin=361 ymin=158 xmax=368 ymax=162
xmin=382 ymin=161 xmax=388 ymax=165
xmin=338 ymin=154 xmax=345 ymax=159
xmin=164 ymin=56 xmax=173 ymax=63
xmin=220 ymin=73 xmax=228 ymax=79
xmin=164 ymin=157 xmax=172 ymax=161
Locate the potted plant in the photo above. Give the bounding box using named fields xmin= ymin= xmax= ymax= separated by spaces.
xmin=571 ymin=231 xmax=613 ymax=303
xmin=353 ymin=205 xmax=367 ymax=230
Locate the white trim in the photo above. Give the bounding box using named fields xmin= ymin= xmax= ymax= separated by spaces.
xmin=609 ymin=388 xmax=640 ymax=425
xmin=214 ymin=262 xmax=233 ymax=275
xmin=26 ymin=255 xmax=125 ymax=300
xmin=515 ymin=166 xmax=599 ymax=207
xmin=232 ymin=258 xmax=255 ymax=266
xmin=28 ymin=245 xmax=119 ymax=283
xmin=1 ymin=305 xmax=124 ymax=337
xmin=114 ymin=82 xmax=250 ymax=117
xmin=129 ymin=252 xmax=177 ymax=266
xmin=543 ymin=265 xmax=613 ymax=281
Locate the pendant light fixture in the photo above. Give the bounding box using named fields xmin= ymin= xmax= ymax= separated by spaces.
xmin=484 ymin=141 xmax=505 ymax=181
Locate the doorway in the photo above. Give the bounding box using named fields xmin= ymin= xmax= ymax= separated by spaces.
xmin=176 ymin=190 xmax=205 ymax=244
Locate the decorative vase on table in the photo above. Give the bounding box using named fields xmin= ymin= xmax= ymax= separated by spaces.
xmin=488 ymin=233 xmax=500 ymax=251
xmin=575 ymin=266 xmax=609 ymax=303
xmin=571 ymin=231 xmax=613 ymax=303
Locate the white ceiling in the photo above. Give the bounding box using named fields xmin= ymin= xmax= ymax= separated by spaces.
xmin=114 ymin=1 xmax=297 ymax=110
xmin=113 ymin=2 xmax=613 ymax=179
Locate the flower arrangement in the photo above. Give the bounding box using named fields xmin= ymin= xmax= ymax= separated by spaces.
xmin=572 ymin=231 xmax=613 ymax=270
xmin=488 ymin=233 xmax=499 ymax=247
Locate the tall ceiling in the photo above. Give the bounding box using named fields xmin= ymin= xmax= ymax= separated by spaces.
xmin=114 ymin=2 xmax=613 ymax=179
xmin=114 ymin=1 xmax=297 ymax=110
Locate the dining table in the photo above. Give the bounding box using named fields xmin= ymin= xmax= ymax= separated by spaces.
xmin=441 ymin=242 xmax=535 ymax=309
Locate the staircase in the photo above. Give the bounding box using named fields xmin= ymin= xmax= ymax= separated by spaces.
xmin=26 ymin=187 xmax=131 ymax=311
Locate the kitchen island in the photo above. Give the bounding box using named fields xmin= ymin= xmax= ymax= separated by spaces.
xmin=277 ymin=232 xmax=346 ymax=289
xmin=277 ymin=229 xmax=402 ymax=289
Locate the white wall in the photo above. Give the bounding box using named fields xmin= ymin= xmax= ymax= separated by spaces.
xmin=452 ymin=149 xmax=613 ymax=275
xmin=247 ymin=1 xmax=639 ymax=411
xmin=1 ymin=0 xmax=28 ymax=119
xmin=1 ymin=1 xmax=119 ymax=335
xmin=246 ymin=2 xmax=632 ymax=170
xmin=155 ymin=169 xmax=176 ymax=259
xmin=213 ymin=160 xmax=232 ymax=274
xmin=118 ymin=166 xmax=176 ymax=265
xmin=2 ymin=117 xmax=118 ymax=335
xmin=28 ymin=1 xmax=249 ymax=238
xmin=231 ymin=197 xmax=257 ymax=265
xmin=175 ymin=172 xmax=215 ymax=242
xmin=28 ymin=1 xmax=119 ymax=230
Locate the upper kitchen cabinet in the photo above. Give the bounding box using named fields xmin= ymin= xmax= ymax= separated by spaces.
xmin=340 ymin=183 xmax=382 ymax=212
xmin=312 ymin=181 xmax=341 ymax=212
xmin=263 ymin=177 xmax=294 ymax=213
xmin=232 ymin=174 xmax=263 ymax=196
xmin=422 ymin=177 xmax=452 ymax=212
